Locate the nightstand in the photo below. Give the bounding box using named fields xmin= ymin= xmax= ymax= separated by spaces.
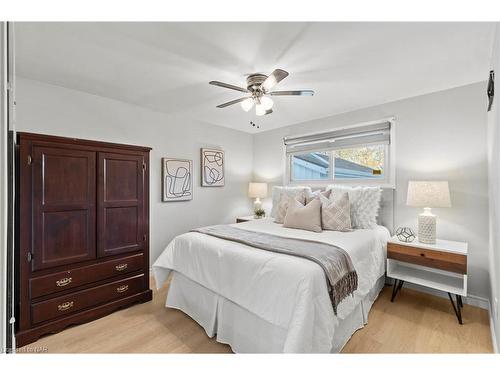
xmin=387 ymin=236 xmax=468 ymax=324
xmin=236 ymin=215 xmax=258 ymax=223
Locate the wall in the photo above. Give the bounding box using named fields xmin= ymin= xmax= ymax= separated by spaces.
xmin=487 ymin=24 xmax=500 ymax=352
xmin=15 ymin=77 xmax=254 ymax=264
xmin=254 ymin=82 xmax=490 ymax=300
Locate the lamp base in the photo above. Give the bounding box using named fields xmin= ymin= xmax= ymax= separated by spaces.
xmin=418 ymin=208 xmax=436 ymax=244
xmin=253 ymin=198 xmax=262 ymax=212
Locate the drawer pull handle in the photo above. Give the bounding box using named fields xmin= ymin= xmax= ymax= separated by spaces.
xmin=116 ymin=285 xmax=129 ymax=293
xmin=56 ymin=277 xmax=72 ymax=287
xmin=58 ymin=301 xmax=74 ymax=311
xmin=115 ymin=263 xmax=128 ymax=271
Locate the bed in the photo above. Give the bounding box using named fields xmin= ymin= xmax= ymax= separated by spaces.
xmin=153 ymin=215 xmax=391 ymax=353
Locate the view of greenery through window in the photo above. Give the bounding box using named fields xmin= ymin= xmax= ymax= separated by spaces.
xmin=334 ymin=145 xmax=384 ymax=179
xmin=291 ymin=145 xmax=385 ymax=181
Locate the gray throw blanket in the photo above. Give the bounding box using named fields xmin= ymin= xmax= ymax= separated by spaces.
xmin=191 ymin=225 xmax=358 ymax=314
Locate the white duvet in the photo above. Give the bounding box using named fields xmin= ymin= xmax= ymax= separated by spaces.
xmin=153 ymin=218 xmax=390 ymax=352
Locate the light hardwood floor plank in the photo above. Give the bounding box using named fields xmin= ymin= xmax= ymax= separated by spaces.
xmin=20 ymin=278 xmax=493 ymax=353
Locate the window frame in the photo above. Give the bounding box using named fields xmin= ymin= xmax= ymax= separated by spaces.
xmin=285 ymin=118 xmax=396 ymax=188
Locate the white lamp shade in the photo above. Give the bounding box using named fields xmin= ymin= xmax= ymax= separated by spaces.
xmin=406 ymin=181 xmax=451 ymax=208
xmin=248 ymin=182 xmax=268 ymax=199
xmin=240 ymin=98 xmax=254 ymax=112
xmin=260 ymin=96 xmax=274 ymax=110
xmin=255 ymin=103 xmax=266 ymax=116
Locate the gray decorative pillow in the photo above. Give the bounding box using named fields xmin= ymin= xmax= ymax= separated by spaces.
xmin=283 ymin=198 xmax=322 ymax=233
xmin=320 ymin=193 xmax=352 ymax=231
xmin=271 ymin=186 xmax=311 ymax=218
xmin=326 ymin=185 xmax=382 ymax=229
xmin=274 ymin=193 xmax=305 ymax=224
xmin=305 ymin=189 xmax=331 ymax=204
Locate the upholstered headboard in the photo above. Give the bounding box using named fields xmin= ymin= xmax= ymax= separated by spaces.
xmin=378 ymin=188 xmax=395 ymax=233
xmin=274 ymin=185 xmax=395 ymax=233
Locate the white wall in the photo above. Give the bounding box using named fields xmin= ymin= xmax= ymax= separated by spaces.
xmin=254 ymin=82 xmax=490 ymax=299
xmin=14 ymin=77 xmax=254 ymax=265
xmin=487 ymin=24 xmax=500 ymax=352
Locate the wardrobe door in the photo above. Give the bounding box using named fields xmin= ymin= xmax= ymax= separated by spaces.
xmin=97 ymin=152 xmax=145 ymax=257
xmin=32 ymin=146 xmax=96 ymax=271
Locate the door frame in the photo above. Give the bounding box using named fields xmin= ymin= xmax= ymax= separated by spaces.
xmin=1 ymin=21 xmax=16 ymax=353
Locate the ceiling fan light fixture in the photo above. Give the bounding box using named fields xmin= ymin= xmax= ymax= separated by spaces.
xmin=255 ymin=103 xmax=266 ymax=116
xmin=211 ymin=69 xmax=313 ymax=117
xmin=262 ymin=76 xmax=277 ymax=92
xmin=260 ymin=96 xmax=274 ymax=110
xmin=240 ymin=98 xmax=254 ymax=112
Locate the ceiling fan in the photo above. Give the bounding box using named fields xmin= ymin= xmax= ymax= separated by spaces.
xmin=209 ymin=69 xmax=314 ymax=116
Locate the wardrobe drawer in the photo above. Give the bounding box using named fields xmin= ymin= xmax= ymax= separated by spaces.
xmin=30 ymin=253 xmax=144 ymax=299
xmin=387 ymin=243 xmax=467 ymax=274
xmin=31 ymin=274 xmax=144 ymax=325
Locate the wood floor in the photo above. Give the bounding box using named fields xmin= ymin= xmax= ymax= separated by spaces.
xmin=20 ymin=278 xmax=493 ymax=353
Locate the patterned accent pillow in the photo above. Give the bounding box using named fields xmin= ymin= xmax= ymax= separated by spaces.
xmin=320 ymin=193 xmax=352 ymax=231
xmin=274 ymin=192 xmax=305 ymax=224
xmin=271 ymin=186 xmax=311 ymax=218
xmin=326 ymin=185 xmax=382 ymax=229
xmin=305 ymin=189 xmax=331 ymax=204
xmin=283 ymin=197 xmax=322 ymax=233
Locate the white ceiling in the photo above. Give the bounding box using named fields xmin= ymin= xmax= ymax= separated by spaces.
xmin=15 ymin=22 xmax=495 ymax=133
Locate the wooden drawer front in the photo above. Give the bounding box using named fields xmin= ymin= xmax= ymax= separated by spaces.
xmin=387 ymin=243 xmax=467 ymax=274
xmin=30 ymin=253 xmax=144 ymax=299
xmin=31 ymin=274 xmax=144 ymax=325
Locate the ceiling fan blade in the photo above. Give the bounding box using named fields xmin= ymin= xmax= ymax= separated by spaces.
xmin=269 ymin=90 xmax=314 ymax=96
xmin=261 ymin=69 xmax=289 ymax=92
xmin=264 ymin=109 xmax=273 ymax=115
xmin=216 ymin=97 xmax=249 ymax=108
xmin=209 ymin=81 xmax=248 ymax=93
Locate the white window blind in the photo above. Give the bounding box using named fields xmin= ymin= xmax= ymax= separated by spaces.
xmin=284 ymin=121 xmax=391 ymax=154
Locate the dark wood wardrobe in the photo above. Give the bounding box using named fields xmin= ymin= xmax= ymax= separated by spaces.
xmin=16 ymin=132 xmax=152 ymax=347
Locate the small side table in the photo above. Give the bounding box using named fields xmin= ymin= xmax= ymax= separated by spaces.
xmin=236 ymin=215 xmax=258 ymax=223
xmin=387 ymin=236 xmax=468 ymax=324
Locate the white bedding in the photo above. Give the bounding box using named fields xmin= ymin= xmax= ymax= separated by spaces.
xmin=153 ymin=218 xmax=390 ymax=353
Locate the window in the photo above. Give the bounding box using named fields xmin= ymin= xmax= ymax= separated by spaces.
xmin=334 ymin=145 xmax=385 ymax=180
xmin=291 ymin=152 xmax=330 ymax=181
xmin=286 ymin=119 xmax=394 ymax=186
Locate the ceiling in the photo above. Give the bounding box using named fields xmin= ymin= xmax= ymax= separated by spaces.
xmin=15 ymin=22 xmax=495 ymax=133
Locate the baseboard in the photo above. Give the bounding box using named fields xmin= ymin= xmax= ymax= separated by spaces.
xmin=386 ymin=277 xmax=489 ymax=310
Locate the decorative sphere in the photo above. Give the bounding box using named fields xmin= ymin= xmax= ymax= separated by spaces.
xmin=396 ymin=227 xmax=416 ymax=243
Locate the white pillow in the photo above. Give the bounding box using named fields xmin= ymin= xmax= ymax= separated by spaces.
xmin=270 ymin=186 xmax=311 ymax=218
xmin=326 ymin=185 xmax=382 ymax=229
xmin=305 ymin=189 xmax=331 ymax=204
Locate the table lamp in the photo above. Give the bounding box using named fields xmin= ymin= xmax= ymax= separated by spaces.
xmin=248 ymin=182 xmax=268 ymax=213
xmin=406 ymin=181 xmax=451 ymax=244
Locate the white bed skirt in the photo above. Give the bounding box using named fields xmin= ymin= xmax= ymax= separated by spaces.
xmin=166 ymin=271 xmax=385 ymax=353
